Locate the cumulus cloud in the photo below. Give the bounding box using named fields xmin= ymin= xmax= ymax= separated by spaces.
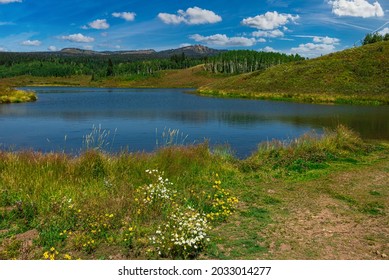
xmin=48 ymin=46 xmax=58 ymax=51
xmin=290 ymin=35 xmax=341 ymax=57
xmin=242 ymin=11 xmax=299 ymax=30
xmin=60 ymin=33 xmax=95 ymax=43
xmin=328 ymin=0 xmax=384 ymax=18
xmin=261 ymin=46 xmax=278 ymax=52
xmin=21 ymin=40 xmax=41 ymax=46
xmin=86 ymin=19 xmax=110 ymax=30
xmin=291 ymin=43 xmax=335 ymax=57
xmin=158 ymin=6 xmax=222 ymax=25
xmin=190 ymin=34 xmax=257 ymax=46
xmin=313 ymin=36 xmax=340 ymax=44
xmin=252 ymin=29 xmax=284 ymax=38
xmin=112 ymin=12 xmax=136 ymax=21
xmin=0 ymin=0 xmax=22 ymax=4
xmin=378 ymin=27 xmax=389 ymax=35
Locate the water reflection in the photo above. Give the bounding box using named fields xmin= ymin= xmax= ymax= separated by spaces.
xmin=0 ymin=87 xmax=388 ymax=157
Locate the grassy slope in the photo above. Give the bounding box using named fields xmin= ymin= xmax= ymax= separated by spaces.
xmin=199 ymin=41 xmax=389 ymax=105
xmin=0 ymin=87 xmax=37 ymax=104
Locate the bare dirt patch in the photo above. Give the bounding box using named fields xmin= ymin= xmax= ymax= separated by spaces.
xmin=262 ymin=160 xmax=389 ymax=259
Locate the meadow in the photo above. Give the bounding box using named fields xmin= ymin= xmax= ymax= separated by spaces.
xmin=0 ymin=125 xmax=388 ymax=260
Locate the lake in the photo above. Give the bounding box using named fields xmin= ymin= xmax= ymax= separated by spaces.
xmin=1 ymin=87 xmax=388 ymax=158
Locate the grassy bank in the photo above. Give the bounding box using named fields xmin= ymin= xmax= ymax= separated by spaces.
xmin=0 ymin=87 xmax=37 ymax=104
xmin=1 ymin=126 xmax=388 ymax=260
xmin=198 ymin=41 xmax=389 ymax=105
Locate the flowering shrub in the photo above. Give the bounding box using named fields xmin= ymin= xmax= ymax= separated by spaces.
xmin=121 ymin=225 xmax=136 ymax=249
xmin=42 ymin=247 xmax=59 ymax=260
xmin=42 ymin=247 xmax=73 ymax=260
xmin=206 ymin=174 xmax=239 ymax=222
xmin=150 ymin=206 xmax=210 ymax=259
xmin=142 ymin=169 xmax=176 ymax=204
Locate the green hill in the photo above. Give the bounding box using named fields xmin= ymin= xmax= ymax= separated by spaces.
xmin=198 ymin=41 xmax=389 ymax=105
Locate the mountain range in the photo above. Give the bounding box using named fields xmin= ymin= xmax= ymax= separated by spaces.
xmin=57 ymin=45 xmax=224 ymax=58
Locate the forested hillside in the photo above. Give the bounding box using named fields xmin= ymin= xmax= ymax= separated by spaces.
xmin=0 ymin=46 xmax=303 ymax=81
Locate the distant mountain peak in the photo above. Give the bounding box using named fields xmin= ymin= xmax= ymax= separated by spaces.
xmin=157 ymin=45 xmax=224 ymax=58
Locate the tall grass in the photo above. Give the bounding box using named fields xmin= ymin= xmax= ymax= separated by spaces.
xmin=0 ymin=87 xmax=37 ymax=104
xmin=0 ymin=142 xmax=239 ymax=259
xmin=0 ymin=125 xmax=380 ymax=259
xmin=244 ymin=125 xmax=369 ymax=174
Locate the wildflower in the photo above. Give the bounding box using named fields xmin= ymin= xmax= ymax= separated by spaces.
xmin=64 ymin=254 xmax=72 ymax=260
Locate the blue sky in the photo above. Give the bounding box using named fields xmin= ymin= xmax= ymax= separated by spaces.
xmin=0 ymin=0 xmax=388 ymax=57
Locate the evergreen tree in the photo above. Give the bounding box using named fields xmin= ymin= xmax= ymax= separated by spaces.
xmin=106 ymin=59 xmax=114 ymax=77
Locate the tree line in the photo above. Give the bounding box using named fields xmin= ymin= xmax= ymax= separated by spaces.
xmin=0 ymin=52 xmax=205 ymax=79
xmin=362 ymin=32 xmax=389 ymax=45
xmin=203 ymin=50 xmax=305 ymax=74
xmin=0 ymin=49 xmax=305 ymax=79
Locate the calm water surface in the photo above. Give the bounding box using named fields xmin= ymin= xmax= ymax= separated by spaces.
xmin=0 ymin=87 xmax=388 ymax=158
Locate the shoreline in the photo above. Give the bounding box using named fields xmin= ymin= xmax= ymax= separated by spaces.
xmin=4 ymin=77 xmax=388 ymax=106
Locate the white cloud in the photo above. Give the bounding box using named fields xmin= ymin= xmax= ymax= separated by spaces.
xmin=242 ymin=11 xmax=299 ymax=30
xmin=158 ymin=6 xmax=222 ymax=25
xmin=261 ymin=46 xmax=278 ymax=52
xmin=253 ymin=29 xmax=284 ymax=38
xmin=378 ymin=27 xmax=389 ymax=35
xmin=87 ymin=19 xmax=110 ymax=30
xmin=190 ymin=34 xmax=257 ymax=46
xmin=328 ymin=0 xmax=384 ymax=18
xmin=0 ymin=0 xmax=22 ymax=4
xmin=291 ymin=43 xmax=335 ymax=57
xmin=48 ymin=46 xmax=58 ymax=51
xmin=112 ymin=12 xmax=136 ymax=22
xmin=21 ymin=40 xmax=41 ymax=46
xmin=257 ymin=38 xmax=267 ymax=42
xmin=290 ymin=35 xmax=340 ymax=57
xmin=313 ymin=36 xmax=340 ymax=44
xmin=0 ymin=47 xmax=7 ymax=51
xmin=60 ymin=33 xmax=95 ymax=43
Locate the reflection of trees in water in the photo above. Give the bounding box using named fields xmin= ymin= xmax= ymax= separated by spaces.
xmin=7 ymin=109 xmax=389 ymax=140
xmin=278 ymin=115 xmax=389 ymax=139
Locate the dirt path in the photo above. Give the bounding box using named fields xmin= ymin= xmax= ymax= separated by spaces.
xmin=205 ymin=153 xmax=389 ymax=260
xmin=263 ymin=160 xmax=389 ymax=259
